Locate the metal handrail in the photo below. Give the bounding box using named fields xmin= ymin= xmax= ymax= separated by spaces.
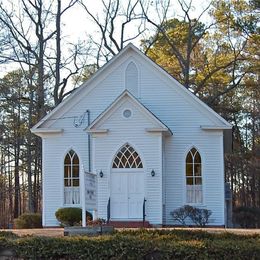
xmin=143 ymin=198 xmax=146 ymax=226
xmin=107 ymin=197 xmax=111 ymax=223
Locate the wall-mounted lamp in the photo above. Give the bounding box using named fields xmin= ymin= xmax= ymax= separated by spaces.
xmin=151 ymin=169 xmax=155 ymax=177
xmin=99 ymin=170 xmax=104 ymax=178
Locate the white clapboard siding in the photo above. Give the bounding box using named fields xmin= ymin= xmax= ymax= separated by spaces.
xmin=40 ymin=47 xmax=226 ymax=226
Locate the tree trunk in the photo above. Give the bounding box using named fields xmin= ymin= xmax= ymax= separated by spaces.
xmin=14 ymin=145 xmax=20 ymax=218
xmin=54 ymin=0 xmax=61 ymax=106
xmin=27 ymin=89 xmax=34 ymax=212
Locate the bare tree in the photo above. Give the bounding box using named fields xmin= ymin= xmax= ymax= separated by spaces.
xmin=51 ymin=0 xmax=90 ymax=105
xmin=80 ymin=0 xmax=146 ymax=67
xmin=0 ymin=0 xmax=88 ymax=216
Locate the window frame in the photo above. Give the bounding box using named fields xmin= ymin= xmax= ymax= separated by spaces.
xmin=63 ymin=149 xmax=80 ymax=205
xmin=185 ymin=147 xmax=203 ymax=205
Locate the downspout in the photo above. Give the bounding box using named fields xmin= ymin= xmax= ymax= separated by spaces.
xmin=82 ymin=110 xmax=91 ymax=227
xmin=86 ymin=110 xmax=98 ymax=220
xmin=87 ymin=110 xmax=91 ymax=172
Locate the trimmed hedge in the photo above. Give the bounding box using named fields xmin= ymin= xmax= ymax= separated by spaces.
xmin=55 ymin=207 xmax=93 ymax=226
xmin=0 ymin=230 xmax=259 ymax=259
xmin=14 ymin=213 xmax=42 ymax=229
xmin=0 ymin=231 xmax=18 ymax=239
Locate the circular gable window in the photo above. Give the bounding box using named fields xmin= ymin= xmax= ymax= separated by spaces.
xmin=123 ymin=109 xmax=132 ymax=118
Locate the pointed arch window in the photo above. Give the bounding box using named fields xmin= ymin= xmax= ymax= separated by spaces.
xmin=186 ymin=148 xmax=202 ymax=204
xmin=125 ymin=62 xmax=138 ymax=97
xmin=112 ymin=144 xmax=143 ymax=168
xmin=64 ymin=150 xmax=80 ymax=204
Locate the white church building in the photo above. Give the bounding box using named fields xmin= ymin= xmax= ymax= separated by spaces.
xmin=32 ymin=44 xmax=232 ymax=227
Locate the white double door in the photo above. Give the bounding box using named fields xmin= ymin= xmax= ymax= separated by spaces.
xmin=111 ymin=170 xmax=144 ymax=220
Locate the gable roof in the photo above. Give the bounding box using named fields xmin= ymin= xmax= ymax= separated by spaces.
xmin=86 ymin=90 xmax=173 ymax=136
xmin=31 ymin=44 xmax=137 ymax=131
xmin=31 ymin=43 xmax=232 ymax=132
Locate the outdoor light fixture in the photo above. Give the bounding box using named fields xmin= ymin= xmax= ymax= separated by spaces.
xmin=99 ymin=170 xmax=104 ymax=178
xmin=151 ymin=169 xmax=155 ymax=177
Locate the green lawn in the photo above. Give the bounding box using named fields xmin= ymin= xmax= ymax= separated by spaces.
xmin=0 ymin=229 xmax=259 ymax=259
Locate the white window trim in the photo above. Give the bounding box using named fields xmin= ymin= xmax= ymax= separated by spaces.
xmin=122 ymin=108 xmax=133 ymax=119
xmin=63 ymin=150 xmax=81 ymax=205
xmin=185 ymin=147 xmax=203 ymax=205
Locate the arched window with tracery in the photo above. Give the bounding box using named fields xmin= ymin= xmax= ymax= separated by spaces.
xmin=186 ymin=147 xmax=202 ymax=203
xmin=112 ymin=144 xmax=143 ymax=168
xmin=64 ymin=150 xmax=80 ymax=204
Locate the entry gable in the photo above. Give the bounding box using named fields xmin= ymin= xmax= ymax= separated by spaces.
xmin=86 ymin=90 xmax=172 ymax=136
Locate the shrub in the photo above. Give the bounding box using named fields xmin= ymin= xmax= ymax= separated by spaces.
xmin=0 ymin=231 xmax=18 ymax=239
xmin=171 ymin=205 xmax=212 ymax=227
xmin=87 ymin=218 xmax=106 ymax=226
xmin=0 ymin=230 xmax=259 ymax=259
xmin=170 ymin=205 xmax=194 ymax=226
xmin=233 ymin=206 xmax=260 ymax=228
xmin=189 ymin=207 xmax=212 ymax=227
xmin=14 ymin=213 xmax=42 ymax=229
xmin=55 ymin=207 xmax=92 ymax=226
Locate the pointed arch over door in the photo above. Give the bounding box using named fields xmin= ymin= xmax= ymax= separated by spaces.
xmin=112 ymin=143 xmax=143 ymax=168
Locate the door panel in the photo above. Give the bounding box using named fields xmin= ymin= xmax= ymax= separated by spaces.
xmin=111 ymin=171 xmax=144 ymax=219
xmin=128 ymin=173 xmax=144 ymax=218
xmin=111 ymin=173 xmax=128 ymax=219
